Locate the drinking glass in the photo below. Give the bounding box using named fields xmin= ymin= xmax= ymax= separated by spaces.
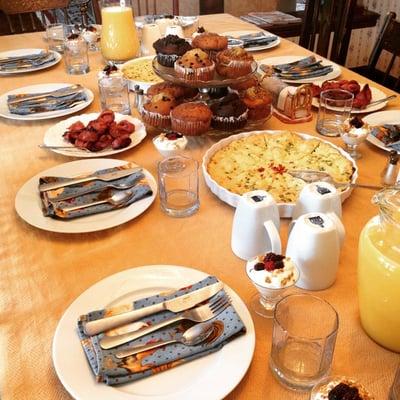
xmin=141 ymin=24 xmax=161 ymax=56
xmin=98 ymin=74 xmax=131 ymax=114
xmin=158 ymin=156 xmax=199 ymax=218
xmin=390 ymin=364 xmax=400 ymax=400
xmin=46 ymin=23 xmax=65 ymax=52
xmin=316 ymin=89 xmax=354 ymax=137
xmin=340 ymin=122 xmax=369 ymax=160
xmin=270 ymin=294 xmax=339 ymax=391
xmin=64 ymin=35 xmax=90 ymax=75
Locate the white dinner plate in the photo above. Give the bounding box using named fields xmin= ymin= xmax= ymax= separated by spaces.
xmin=15 ymin=158 xmax=157 ymax=233
xmin=43 ymin=113 xmax=147 ymax=158
xmin=202 ymin=130 xmax=358 ymax=218
xmin=0 ymin=83 xmax=94 ymax=121
xmin=364 ymin=110 xmax=400 ymax=152
xmin=311 ymin=84 xmax=388 ymax=114
xmin=258 ymin=55 xmax=342 ymax=84
xmin=222 ymin=30 xmax=281 ymax=52
xmin=0 ymin=48 xmax=61 ymax=75
xmin=52 ymin=264 xmax=255 ymax=400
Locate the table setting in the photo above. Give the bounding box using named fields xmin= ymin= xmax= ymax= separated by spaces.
xmin=1 ymin=4 xmax=399 ymax=400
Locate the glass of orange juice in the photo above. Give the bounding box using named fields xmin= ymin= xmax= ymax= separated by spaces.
xmin=358 ymin=185 xmax=400 ymax=352
xmin=100 ymin=0 xmax=140 ymax=63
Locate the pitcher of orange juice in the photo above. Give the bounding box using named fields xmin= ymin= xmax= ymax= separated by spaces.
xmin=358 ymin=185 xmax=400 ymax=352
xmin=100 ymin=0 xmax=140 ymax=63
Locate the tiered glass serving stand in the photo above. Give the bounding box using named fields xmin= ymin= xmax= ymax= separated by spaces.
xmin=148 ymin=57 xmax=270 ymax=136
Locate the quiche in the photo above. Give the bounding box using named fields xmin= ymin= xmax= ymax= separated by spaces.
xmin=207 ymin=131 xmax=354 ymax=203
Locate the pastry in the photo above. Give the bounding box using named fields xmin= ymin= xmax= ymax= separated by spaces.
xmin=192 ymin=32 xmax=228 ymax=59
xmin=146 ymin=82 xmax=197 ymax=101
xmin=153 ymin=34 xmax=192 ymax=67
xmin=171 ymin=102 xmax=212 ymax=135
xmin=174 ymin=48 xmax=215 ymax=82
xmin=210 ymin=93 xmax=248 ymax=131
xmin=242 ymin=85 xmax=272 ymax=120
xmin=141 ymin=93 xmax=177 ymax=128
xmin=216 ymin=47 xmax=254 ymax=78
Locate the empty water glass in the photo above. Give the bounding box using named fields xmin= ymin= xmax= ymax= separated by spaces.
xmin=64 ymin=35 xmax=90 ymax=75
xmin=316 ymin=89 xmax=353 ymax=137
xmin=98 ymin=73 xmax=131 ymax=115
xmin=158 ymin=156 xmax=199 ymax=218
xmin=46 ymin=23 xmax=65 ymax=52
xmin=270 ymin=293 xmax=339 ymax=391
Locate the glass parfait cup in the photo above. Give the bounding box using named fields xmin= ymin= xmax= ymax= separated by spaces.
xmin=100 ymin=0 xmax=140 ymax=63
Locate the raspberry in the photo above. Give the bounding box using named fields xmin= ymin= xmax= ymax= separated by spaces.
xmin=264 ymin=261 xmax=275 ymax=271
xmin=263 ymin=253 xmax=285 ymax=263
xmin=166 ymin=132 xmax=183 ymax=140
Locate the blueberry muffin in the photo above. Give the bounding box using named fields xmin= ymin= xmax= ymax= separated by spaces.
xmin=141 ymin=93 xmax=177 ymax=128
xmin=174 ymin=48 xmax=215 ymax=82
xmin=153 ymin=35 xmax=192 ymax=67
xmin=146 ymin=82 xmax=198 ymax=101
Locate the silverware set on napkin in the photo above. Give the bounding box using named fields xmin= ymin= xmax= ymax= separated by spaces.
xmin=82 ymin=281 xmax=229 ymax=350
xmin=234 ymin=32 xmax=278 ymax=48
xmin=0 ymin=51 xmax=56 ymax=71
xmin=7 ymin=84 xmax=87 ymax=115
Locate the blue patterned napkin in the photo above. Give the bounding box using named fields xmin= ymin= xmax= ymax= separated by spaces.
xmin=40 ymin=163 xmax=153 ymax=219
xmin=77 ymin=276 xmax=246 ymax=385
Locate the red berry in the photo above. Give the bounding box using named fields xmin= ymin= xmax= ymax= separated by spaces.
xmin=264 ymin=261 xmax=275 ymax=271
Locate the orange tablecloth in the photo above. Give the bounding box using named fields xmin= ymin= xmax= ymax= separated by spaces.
xmin=0 ymin=13 xmax=398 ymax=400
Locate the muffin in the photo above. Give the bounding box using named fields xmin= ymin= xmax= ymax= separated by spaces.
xmin=153 ymin=34 xmax=192 ymax=67
xmin=141 ymin=93 xmax=177 ymax=128
xmin=242 ymin=86 xmax=272 ymax=120
xmin=229 ymin=76 xmax=259 ymax=92
xmin=210 ymin=93 xmax=248 ymax=131
xmin=171 ymin=102 xmax=212 ymax=135
xmin=174 ymin=48 xmax=215 ymax=82
xmin=192 ymin=32 xmax=228 ymax=60
xmin=146 ymin=82 xmax=198 ymax=101
xmin=216 ymin=47 xmax=254 ymax=78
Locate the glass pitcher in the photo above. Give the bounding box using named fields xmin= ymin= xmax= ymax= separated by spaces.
xmin=100 ymin=0 xmax=140 ymax=63
xmin=358 ymin=185 xmax=400 ymax=352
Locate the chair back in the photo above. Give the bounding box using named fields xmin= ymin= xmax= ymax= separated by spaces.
xmin=0 ymin=0 xmax=70 ymax=34
xmin=368 ymin=11 xmax=400 ymax=89
xmin=299 ymin=0 xmax=356 ymax=64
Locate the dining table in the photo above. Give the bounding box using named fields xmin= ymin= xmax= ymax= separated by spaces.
xmin=0 ymin=12 xmax=398 ymax=400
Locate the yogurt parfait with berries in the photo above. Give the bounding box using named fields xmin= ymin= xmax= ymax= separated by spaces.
xmin=310 ymin=376 xmax=374 ymax=400
xmin=246 ymin=252 xmax=300 ymax=317
xmin=153 ymin=132 xmax=188 ymax=157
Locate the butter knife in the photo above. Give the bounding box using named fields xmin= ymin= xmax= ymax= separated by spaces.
xmin=84 ymin=281 xmax=223 ymax=336
xmin=39 ymin=166 xmax=142 ymax=192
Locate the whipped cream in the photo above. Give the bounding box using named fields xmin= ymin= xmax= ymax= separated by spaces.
xmin=342 ymin=118 xmax=370 ymax=146
xmin=153 ymin=133 xmax=188 ymax=151
xmin=246 ymin=254 xmax=299 ymax=289
xmin=311 ymin=376 xmax=374 ymax=400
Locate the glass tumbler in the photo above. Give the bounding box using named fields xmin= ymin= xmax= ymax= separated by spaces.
xmin=98 ymin=74 xmax=131 ymax=115
xmin=158 ymin=156 xmax=199 ymax=218
xmin=46 ymin=23 xmax=65 ymax=52
xmin=64 ymin=36 xmax=90 ymax=75
xmin=316 ymin=89 xmax=354 ymax=137
xmin=269 ymin=294 xmax=339 ymax=391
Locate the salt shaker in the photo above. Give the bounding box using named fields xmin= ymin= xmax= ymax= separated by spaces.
xmin=381 ymin=150 xmax=399 ymax=186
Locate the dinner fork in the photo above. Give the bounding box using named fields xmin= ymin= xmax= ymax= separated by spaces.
xmin=99 ymin=294 xmax=231 ymax=350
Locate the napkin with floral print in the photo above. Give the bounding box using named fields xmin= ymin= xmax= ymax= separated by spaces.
xmin=77 ymin=276 xmax=246 ymax=385
xmin=39 ymin=163 xmax=153 ymax=219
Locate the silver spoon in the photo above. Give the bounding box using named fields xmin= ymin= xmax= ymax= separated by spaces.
xmin=288 ymin=170 xmax=384 ymax=190
xmin=355 ymin=94 xmax=397 ymax=109
xmin=62 ymin=190 xmax=134 ymax=213
xmin=115 ymin=322 xmax=214 ymax=359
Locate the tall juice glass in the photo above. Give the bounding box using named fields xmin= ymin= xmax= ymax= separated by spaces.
xmin=101 ymin=0 xmax=140 ymax=63
xmin=358 ymin=186 xmax=400 ymax=352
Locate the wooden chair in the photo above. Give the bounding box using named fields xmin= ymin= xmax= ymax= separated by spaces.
xmin=0 ymin=0 xmax=70 ymax=34
xmin=91 ymin=0 xmax=180 ymax=22
xmin=299 ymin=0 xmax=357 ymax=64
xmin=352 ymin=12 xmax=400 ymax=92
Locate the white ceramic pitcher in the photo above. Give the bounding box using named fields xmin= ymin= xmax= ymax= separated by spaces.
xmin=286 ymin=212 xmax=345 ymax=290
xmin=231 ymin=190 xmax=281 ymax=260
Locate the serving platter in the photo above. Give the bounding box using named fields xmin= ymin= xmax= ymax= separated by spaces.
xmin=43 ymin=113 xmax=146 ymax=158
xmin=202 ymin=130 xmax=358 ymax=218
